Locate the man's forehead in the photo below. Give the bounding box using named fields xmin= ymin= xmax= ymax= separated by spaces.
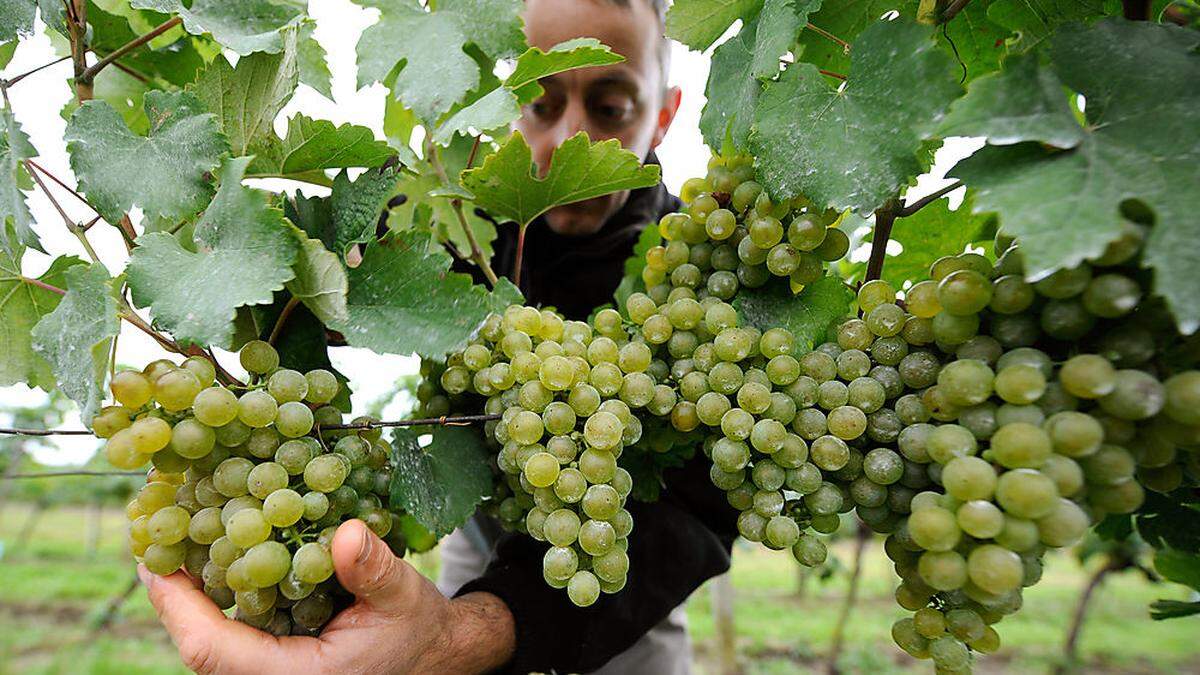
xmin=523 ymin=0 xmax=658 ymax=73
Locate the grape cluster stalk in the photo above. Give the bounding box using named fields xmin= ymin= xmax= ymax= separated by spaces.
xmin=422 ymin=156 xmax=1199 ymax=672
xmin=102 ymin=341 xmax=427 ymax=634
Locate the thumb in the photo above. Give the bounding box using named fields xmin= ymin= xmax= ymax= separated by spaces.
xmin=331 ymin=519 xmax=414 ymax=615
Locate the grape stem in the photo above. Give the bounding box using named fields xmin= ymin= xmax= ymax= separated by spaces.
xmin=865 ymin=201 xmax=899 ymax=282
xmin=78 ymin=16 xmax=182 ymax=85
xmin=427 ymin=140 xmax=499 ymax=287
xmin=805 ymin=23 xmax=851 ymax=53
xmin=0 ymin=413 xmax=502 ymax=437
xmin=896 ymin=180 xmax=964 ymax=218
xmin=268 ymin=296 xmax=302 ymax=346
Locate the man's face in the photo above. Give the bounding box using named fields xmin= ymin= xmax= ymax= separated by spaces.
xmin=519 ymin=0 xmax=680 ymax=236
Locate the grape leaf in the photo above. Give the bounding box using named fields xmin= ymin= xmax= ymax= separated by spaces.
xmin=30 ymin=263 xmax=119 ymax=423
xmin=285 ymin=192 xmax=334 ymax=251
xmin=0 ymin=0 xmax=34 ymax=41
xmin=388 ymin=425 xmax=493 ymax=537
xmin=436 ymin=0 xmax=525 ymax=59
xmin=330 ymin=164 xmax=402 ymax=256
xmin=355 ymin=0 xmax=479 ymax=122
xmin=0 ymin=251 xmax=83 ymax=389
xmin=285 ymin=228 xmax=349 ymax=326
xmin=1150 ymin=600 xmax=1200 ymax=621
xmin=939 ymin=0 xmax=1009 ymax=82
xmin=130 ymin=0 xmax=304 ymax=55
xmin=297 ymin=21 xmax=332 ymax=100
xmin=460 ymin=131 xmax=661 ymax=227
xmin=0 ymin=107 xmax=38 ymax=256
xmin=332 ymin=232 xmax=522 ymax=357
xmin=1155 ymin=548 xmax=1200 ymax=591
xmin=247 ymin=115 xmax=394 ymax=184
xmin=881 ymin=194 xmax=995 ymax=287
xmin=433 ymin=39 xmax=623 ymax=146
xmin=665 ymin=0 xmax=764 ymax=51
xmin=701 ymin=18 xmax=761 ymax=151
xmin=734 ymin=274 xmax=853 ymax=351
xmin=65 ymin=90 xmax=228 ymax=225
xmin=126 ymin=157 xmax=299 ymax=348
xmin=986 ymin=0 xmax=1116 ymax=52
xmin=433 ymin=39 xmax=622 ymax=146
xmin=751 ymin=0 xmax=822 ymax=78
xmin=190 ymin=41 xmax=298 ymax=158
xmin=793 ymin=0 xmax=914 ymax=74
xmin=0 ymin=40 xmax=16 ymax=70
xmin=950 ymin=20 xmax=1200 ymax=332
xmin=938 ymin=52 xmax=1084 ymax=148
xmin=750 ymin=18 xmax=964 ymax=213
xmin=86 ymin=1 xmax=210 ymax=88
xmin=384 ymin=167 xmax=496 ymax=259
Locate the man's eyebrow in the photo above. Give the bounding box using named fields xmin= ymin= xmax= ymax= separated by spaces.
xmin=586 ymin=74 xmax=641 ymax=96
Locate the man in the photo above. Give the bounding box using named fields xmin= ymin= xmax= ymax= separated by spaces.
xmin=141 ymin=1 xmax=738 ymax=673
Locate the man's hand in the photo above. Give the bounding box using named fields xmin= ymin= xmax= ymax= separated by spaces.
xmin=141 ymin=519 xmax=515 ymax=675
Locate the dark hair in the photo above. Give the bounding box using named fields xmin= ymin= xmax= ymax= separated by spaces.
xmin=601 ymin=0 xmax=671 ymax=91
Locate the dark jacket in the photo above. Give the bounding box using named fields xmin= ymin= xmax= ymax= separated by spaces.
xmin=454 ymin=168 xmax=740 ymax=674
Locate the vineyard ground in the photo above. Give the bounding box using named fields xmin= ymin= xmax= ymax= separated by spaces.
xmin=0 ymin=505 xmax=1198 ymax=675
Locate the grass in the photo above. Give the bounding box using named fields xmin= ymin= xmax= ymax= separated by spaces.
xmin=1 ymin=504 xmax=1197 ymax=674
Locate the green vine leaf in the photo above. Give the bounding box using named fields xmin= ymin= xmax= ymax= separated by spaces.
xmin=751 ymin=0 xmax=822 ymax=79
xmin=751 ymin=17 xmax=963 ymax=213
xmin=880 ymin=193 xmax=995 ymax=287
xmin=130 ymin=0 xmax=305 ymax=55
xmin=248 ymin=115 xmax=395 ymax=185
xmin=950 ymin=20 xmax=1200 ymax=332
xmin=190 ymin=34 xmax=299 ymax=158
xmin=330 ymin=164 xmax=402 ymax=257
xmin=1155 ymin=547 xmax=1200 ymax=591
xmin=939 ymin=0 xmax=1009 ymax=82
xmin=355 ymin=0 xmax=489 ymax=122
xmin=986 ymin=0 xmax=1117 ymax=52
xmin=126 ymin=157 xmax=299 ymax=348
xmin=734 ymin=274 xmax=853 ymax=351
xmin=332 ymin=232 xmax=522 ymax=357
xmin=30 ymin=263 xmax=120 ymax=423
xmin=938 ymin=52 xmax=1084 ymax=148
xmin=700 ymin=17 xmax=761 ymax=152
xmin=388 ymin=425 xmax=493 ymax=537
xmin=665 ymin=0 xmax=764 ymax=51
xmin=436 ymin=0 xmax=526 ymax=60
xmin=385 ymin=167 xmax=496 ymax=260
xmin=65 ymin=90 xmax=228 ymax=225
xmin=0 ymin=108 xmax=38 ymax=256
xmin=0 ymin=251 xmax=83 ymax=389
xmin=0 ymin=0 xmax=35 ymax=41
xmin=285 ymin=228 xmax=349 ymax=326
xmin=792 ymin=0 xmax=914 ymax=74
xmin=86 ymin=2 xmax=211 ymax=88
xmin=297 ymin=21 xmax=333 ymax=100
xmin=460 ymin=131 xmax=661 ymax=228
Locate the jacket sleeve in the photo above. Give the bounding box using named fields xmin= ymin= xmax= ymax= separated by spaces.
xmin=454 ymin=458 xmax=738 ymax=674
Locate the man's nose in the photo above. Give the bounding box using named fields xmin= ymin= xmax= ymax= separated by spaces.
xmin=538 ymin=101 xmax=588 ymax=176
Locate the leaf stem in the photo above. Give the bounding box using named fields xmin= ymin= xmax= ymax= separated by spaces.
xmin=805 ymin=23 xmax=851 ymax=53
xmin=268 ymin=296 xmax=301 ymax=346
xmin=897 ymin=180 xmax=963 ymax=218
xmin=18 ymin=276 xmax=66 ymax=295
xmin=465 ymin=136 xmax=482 ymax=170
xmin=2 ymin=55 xmax=72 ymax=88
xmin=427 ymin=142 xmax=499 ymax=286
xmin=819 ymin=69 xmax=847 ymax=81
xmin=115 ymin=302 xmax=244 ymax=387
xmin=25 ymin=160 xmax=101 ymax=264
xmin=514 ymin=223 xmax=528 ymax=288
xmin=79 ymin=16 xmax=182 ymax=85
xmin=865 ymin=200 xmax=900 ymax=282
xmin=25 ymin=159 xmax=101 ymax=214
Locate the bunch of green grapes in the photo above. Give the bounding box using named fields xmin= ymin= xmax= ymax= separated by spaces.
xmin=94 ymin=340 xmax=423 ymax=635
xmin=885 ymin=227 xmax=1200 ymax=672
xmin=435 ymin=305 xmax=647 ymax=607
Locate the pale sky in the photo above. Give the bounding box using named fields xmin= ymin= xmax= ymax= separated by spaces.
xmin=0 ymin=3 xmax=971 ymax=465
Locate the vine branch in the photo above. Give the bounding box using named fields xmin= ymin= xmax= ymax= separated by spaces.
xmin=67 ymin=0 xmax=92 ymax=102
xmin=2 ymin=55 xmax=72 ymax=88
xmin=427 ymin=141 xmax=499 ymax=286
xmin=941 ymin=0 xmax=973 ymax=23
xmin=897 ymin=180 xmax=963 ymax=218
xmin=79 ymin=16 xmax=182 ymax=85
xmin=25 ymin=160 xmax=101 ymax=264
xmin=865 ymin=200 xmax=900 ymax=282
xmin=0 ymin=413 xmax=501 ymax=438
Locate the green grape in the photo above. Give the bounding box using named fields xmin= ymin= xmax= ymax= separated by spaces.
xmin=213 ymin=457 xmax=254 ymax=498
xmin=1034 ymin=265 xmax=1092 ymax=299
xmin=524 ymin=452 xmax=560 ymax=488
xmin=1082 ymin=274 xmax=1141 ymax=318
xmin=941 ymin=456 xmax=997 ymax=501
xmin=567 ymin=570 xmax=601 ymax=607
xmin=188 ymin=506 xmax=225 ymax=545
xmin=544 ymin=546 xmax=579 ymax=582
xmin=991 ymin=422 xmax=1051 ymax=468
xmin=302 ymin=491 xmax=329 ymax=521
xmin=583 ymin=412 xmax=623 ymax=450
xmin=291 ymin=591 xmax=334 ymax=630
xmin=148 ymin=506 xmax=191 ymax=545
xmin=305 ymin=370 xmax=339 ymax=404
xmin=237 ymin=390 xmax=278 ymax=428
xmin=803 ymin=482 xmax=843 ymax=516
xmin=1058 ymin=354 xmax=1116 ymax=399
xmin=994 ymin=364 xmax=1046 ymax=405
xmin=908 ymin=507 xmax=961 ymax=552
xmin=190 ymin=386 xmax=237 ymax=427
xmin=226 ymin=508 xmax=271 ymax=549
xmin=275 ymin=401 xmax=314 ymax=438
xmin=263 ymin=488 xmax=305 ymax=527
xmin=956 ymin=499 xmax=1004 ymax=539
xmin=811 ymin=435 xmax=850 ymax=471
xmin=918 ymin=550 xmax=967 ymax=591
xmin=1164 ymin=372 xmax=1200 ymax=425
xmin=932 ymin=312 xmax=979 ymax=346
xmin=786 ymin=214 xmax=826 ymax=251
xmin=1035 ymin=498 xmax=1089 ymax=547
xmin=154 ymin=369 xmax=203 ymax=412
xmin=130 ymin=416 xmax=172 ymax=455
xmin=813 ymin=227 xmax=849 ymax=261
xmin=945 ymin=608 xmax=986 ymax=642
xmin=827 ymin=406 xmax=867 ymax=441
xmin=966 ymin=544 xmax=1022 ymax=595
xmin=578 ymin=519 xmax=616 ymax=556
xmin=582 ymin=484 xmax=621 ymax=520
xmin=937 ymin=359 xmax=994 ymax=406
xmin=995 ymin=469 xmax=1058 ymax=519
xmin=292 ymin=542 xmax=334 ymax=584
xmin=866 ymin=303 xmax=906 ymax=338
xmin=168 ymin=418 xmax=215 ymax=460
xmin=239 ymin=340 xmax=280 ymax=374
xmin=242 ymin=540 xmax=291 ymax=587
xmin=926 ymin=424 xmax=977 ymax=464
xmin=1079 ymin=444 xmax=1136 ymax=485
xmin=111 ymin=370 xmax=154 ymax=408
xmin=266 ymin=369 xmax=308 ymax=404
xmin=792 ymin=534 xmax=827 ymax=566
xmin=304 ymin=455 xmax=349 ymax=493
xmin=1098 ymin=369 xmax=1165 ymax=420
xmin=143 ymin=542 xmax=187 ymax=575
xmin=764 ymin=515 xmax=800 ymax=549
xmin=937 ymin=270 xmax=992 ymax=315
xmin=275 ymin=439 xmax=315 ymax=475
